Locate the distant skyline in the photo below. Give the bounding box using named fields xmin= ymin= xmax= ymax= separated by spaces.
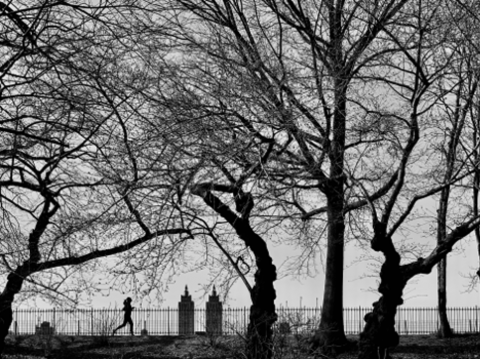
xmin=46 ymin=232 xmax=479 ymax=310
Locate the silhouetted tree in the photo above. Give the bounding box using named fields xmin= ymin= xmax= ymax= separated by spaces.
xmin=357 ymin=2 xmax=480 ymax=355
xmin=166 ymin=0 xmax=438 ymax=352
xmin=0 ymin=2 xmax=191 ymax=356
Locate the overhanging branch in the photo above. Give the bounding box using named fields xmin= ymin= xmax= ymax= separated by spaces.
xmin=36 ymin=228 xmax=190 ymax=272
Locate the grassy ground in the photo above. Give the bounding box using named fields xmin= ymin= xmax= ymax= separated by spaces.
xmin=3 ymin=333 xmax=480 ymax=358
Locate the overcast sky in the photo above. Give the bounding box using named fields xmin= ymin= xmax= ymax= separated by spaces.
xmin=84 ymin=229 xmax=480 ymax=310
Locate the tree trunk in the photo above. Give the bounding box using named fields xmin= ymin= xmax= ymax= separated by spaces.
xmin=313 ymin=196 xmax=347 ymax=350
xmin=246 ymin=247 xmax=277 ymax=359
xmin=191 ymin=187 xmax=278 ymax=359
xmin=437 ymin=258 xmax=453 ymax=338
xmin=358 ymin=234 xmax=403 ymax=359
xmin=0 ymin=269 xmax=27 ymax=357
xmin=358 ymin=294 xmax=402 ymax=359
xmin=437 ymin=186 xmax=453 ymax=338
xmin=314 ymin=80 xmax=348 ymax=351
xmin=0 ymin=299 xmax=12 ymax=358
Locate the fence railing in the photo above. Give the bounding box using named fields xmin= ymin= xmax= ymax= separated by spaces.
xmin=9 ymin=307 xmax=480 ymax=336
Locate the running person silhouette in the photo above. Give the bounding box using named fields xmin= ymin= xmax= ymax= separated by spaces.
xmin=113 ymin=297 xmax=135 ymax=335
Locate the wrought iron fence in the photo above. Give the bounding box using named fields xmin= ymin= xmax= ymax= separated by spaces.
xmin=9 ymin=306 xmax=480 ymax=336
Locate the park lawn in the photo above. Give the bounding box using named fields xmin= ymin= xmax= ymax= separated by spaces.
xmin=2 ymin=333 xmax=480 ymax=358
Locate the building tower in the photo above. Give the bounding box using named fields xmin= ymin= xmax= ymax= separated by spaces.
xmin=178 ymin=285 xmax=194 ymax=335
xmin=206 ymin=285 xmax=222 ymax=336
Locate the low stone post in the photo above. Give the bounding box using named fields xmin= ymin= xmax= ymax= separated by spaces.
xmin=35 ymin=321 xmax=54 ymax=335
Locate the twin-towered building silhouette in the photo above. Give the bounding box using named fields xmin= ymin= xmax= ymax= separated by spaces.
xmin=178 ymin=285 xmax=223 ymax=335
xmin=32 ymin=286 xmax=224 ymax=336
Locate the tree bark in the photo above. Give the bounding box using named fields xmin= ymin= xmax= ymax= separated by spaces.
xmin=313 ymin=193 xmax=347 ymax=350
xmin=314 ymin=79 xmax=349 ymax=351
xmin=359 ymin=232 xmax=403 ymax=359
xmin=473 ymin=120 xmax=480 ymax=285
xmin=358 ymin=295 xmax=402 ymax=359
xmin=217 ymin=220 xmax=277 ymax=359
xmin=0 ymin=267 xmax=29 ymax=357
xmin=435 ymin=114 xmax=459 ymax=338
xmin=437 ymin=258 xmax=452 ymax=338
xmin=357 ymin=213 xmax=480 ymax=359
xmin=191 ymin=186 xmax=277 ymax=359
xmin=246 ymin=234 xmax=277 ymax=359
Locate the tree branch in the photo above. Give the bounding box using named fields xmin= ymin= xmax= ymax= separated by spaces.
xmin=36 ymin=228 xmax=190 ymax=272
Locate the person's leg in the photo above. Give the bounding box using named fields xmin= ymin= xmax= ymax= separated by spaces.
xmin=128 ymin=317 xmax=134 ymax=335
xmin=113 ymin=319 xmax=127 ymax=335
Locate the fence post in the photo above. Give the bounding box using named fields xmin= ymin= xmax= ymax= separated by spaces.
xmin=53 ymin=308 xmax=56 ymax=334
xmin=358 ymin=306 xmax=362 ymax=334
xmin=91 ymin=309 xmax=94 ymax=336
xmin=476 ymin=305 xmax=478 ymax=333
xmin=15 ymin=309 xmax=18 ymax=336
xmin=244 ymin=307 xmax=247 ymax=334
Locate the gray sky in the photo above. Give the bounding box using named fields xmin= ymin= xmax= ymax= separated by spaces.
xmin=84 ymin=232 xmax=479 ymax=310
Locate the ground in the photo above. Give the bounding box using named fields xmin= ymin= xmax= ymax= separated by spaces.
xmin=2 ymin=333 xmax=480 ymax=358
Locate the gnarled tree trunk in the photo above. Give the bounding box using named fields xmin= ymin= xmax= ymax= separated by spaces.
xmin=192 ymin=185 xmax=277 ymax=359
xmin=359 ymin=233 xmax=403 ymax=359
xmin=246 ymin=238 xmax=277 ymax=359
xmin=0 ymin=267 xmax=30 ymax=357
xmin=223 ymin=216 xmax=277 ymax=359
xmin=357 ymin=216 xmax=480 ymax=359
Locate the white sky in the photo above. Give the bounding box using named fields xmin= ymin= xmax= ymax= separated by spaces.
xmin=85 ymin=231 xmax=480 ymax=310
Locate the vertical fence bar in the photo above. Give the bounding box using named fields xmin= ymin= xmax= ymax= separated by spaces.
xmin=475 ymin=306 xmax=478 ymax=333
xmin=168 ymin=307 xmax=170 ymax=336
xmin=14 ymin=310 xmax=18 ymax=336
xmin=244 ymin=307 xmax=247 ymax=334
xmin=357 ymin=306 xmax=361 ymax=334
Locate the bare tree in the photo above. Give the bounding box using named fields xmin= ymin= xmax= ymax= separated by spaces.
xmin=435 ymin=0 xmax=480 ymax=337
xmin=163 ymin=0 xmax=445 ymax=351
xmin=434 ymin=51 xmax=479 ymax=338
xmin=0 ymin=2 xmax=193 ymax=355
xmin=134 ymin=72 xmax=280 ymax=358
xmin=355 ymin=2 xmax=480 ymax=357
